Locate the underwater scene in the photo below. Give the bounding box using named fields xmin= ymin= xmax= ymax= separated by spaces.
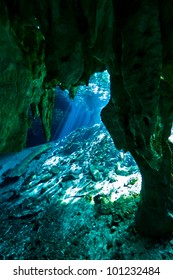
xmin=0 ymin=71 xmax=173 ymax=260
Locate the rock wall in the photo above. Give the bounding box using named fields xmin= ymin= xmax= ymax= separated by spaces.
xmin=0 ymin=0 xmax=173 ymax=237
xmin=101 ymin=0 xmax=173 ymax=236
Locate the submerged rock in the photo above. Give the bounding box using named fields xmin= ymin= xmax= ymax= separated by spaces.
xmin=0 ymin=124 xmax=143 ymax=260
xmin=89 ymin=164 xmax=102 ymax=182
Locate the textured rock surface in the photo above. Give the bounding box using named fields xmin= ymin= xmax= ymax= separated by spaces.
xmin=0 ymin=125 xmax=162 ymax=260
xmin=100 ymin=0 xmax=173 ymax=237
xmin=0 ymin=125 xmax=173 ymax=260
xmin=0 ymin=0 xmax=173 ymax=237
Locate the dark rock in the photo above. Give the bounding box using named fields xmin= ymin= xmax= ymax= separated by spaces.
xmin=61 ymin=174 xmax=77 ymax=182
xmin=8 ymin=190 xmax=20 ymax=201
xmin=115 ymin=239 xmax=123 ymax=247
xmin=8 ymin=210 xmax=42 ymax=220
xmin=0 ymin=176 xmax=19 ymax=188
xmin=89 ymin=164 xmax=102 ymax=182
xmin=110 ymin=226 xmax=117 ymax=233
xmin=107 ymin=241 xmax=113 ymax=250
xmin=50 ymin=166 xmax=60 ymax=175
xmin=7 ymin=254 xmax=16 ymax=260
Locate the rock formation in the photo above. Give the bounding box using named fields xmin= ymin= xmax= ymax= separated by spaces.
xmin=0 ymin=0 xmax=172 ymax=237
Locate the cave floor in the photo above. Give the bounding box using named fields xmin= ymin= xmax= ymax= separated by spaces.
xmin=0 ymin=124 xmax=173 ymax=260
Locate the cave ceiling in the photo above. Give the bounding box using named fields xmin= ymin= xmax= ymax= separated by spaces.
xmin=0 ymin=0 xmax=172 ymax=154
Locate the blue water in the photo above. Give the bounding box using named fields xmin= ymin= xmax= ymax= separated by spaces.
xmin=52 ymin=71 xmax=110 ymax=140
xmin=27 ymin=71 xmax=110 ymax=147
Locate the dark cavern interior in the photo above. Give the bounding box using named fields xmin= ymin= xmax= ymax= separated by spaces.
xmin=0 ymin=0 xmax=173 ymax=260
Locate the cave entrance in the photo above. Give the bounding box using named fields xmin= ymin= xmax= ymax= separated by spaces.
xmin=26 ymin=71 xmax=110 ymax=147
xmin=52 ymin=70 xmax=111 ymax=141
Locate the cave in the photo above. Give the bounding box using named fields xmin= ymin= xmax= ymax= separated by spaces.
xmin=26 ymin=71 xmax=110 ymax=146
xmin=0 ymin=0 xmax=173 ymax=260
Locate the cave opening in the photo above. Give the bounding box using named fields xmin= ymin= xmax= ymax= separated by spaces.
xmin=27 ymin=70 xmax=110 ymax=147
xmin=52 ymin=70 xmax=111 ymax=141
